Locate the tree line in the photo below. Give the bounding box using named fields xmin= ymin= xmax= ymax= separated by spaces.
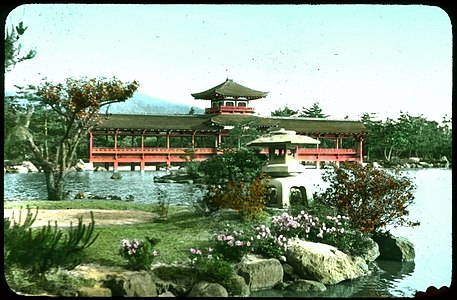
xmin=270 ymin=104 xmax=452 ymax=163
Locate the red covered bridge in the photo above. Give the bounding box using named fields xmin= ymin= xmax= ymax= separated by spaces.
xmin=88 ymin=79 xmax=367 ymax=170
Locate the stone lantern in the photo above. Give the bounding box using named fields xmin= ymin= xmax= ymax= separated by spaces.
xmin=247 ymin=128 xmax=320 ymax=208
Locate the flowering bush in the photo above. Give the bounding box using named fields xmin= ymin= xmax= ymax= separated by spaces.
xmin=188 ymin=247 xmax=237 ymax=293
xmin=251 ymin=224 xmax=290 ymax=259
xmin=213 ymin=224 xmax=252 ymax=262
xmin=118 ymin=237 xmax=160 ymax=270
xmin=314 ymin=161 xmax=419 ymax=233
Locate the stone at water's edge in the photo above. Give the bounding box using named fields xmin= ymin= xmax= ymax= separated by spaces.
xmin=236 ymin=254 xmax=283 ymax=291
xmin=286 ymin=238 xmax=369 ymax=285
xmin=187 ymin=281 xmax=228 ymax=297
xmin=110 ymin=172 xmax=122 ymax=179
xmin=103 ymin=271 xmax=158 ymax=297
xmin=372 ymin=231 xmax=415 ymax=262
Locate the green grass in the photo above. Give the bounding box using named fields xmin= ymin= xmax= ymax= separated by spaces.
xmin=3 ymin=199 xmax=160 ymax=212
xmin=3 ymin=200 xmax=217 ymax=267
xmin=84 ymin=210 xmax=215 ymax=267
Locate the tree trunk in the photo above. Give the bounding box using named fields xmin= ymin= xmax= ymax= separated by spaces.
xmin=44 ymin=170 xmax=66 ymax=200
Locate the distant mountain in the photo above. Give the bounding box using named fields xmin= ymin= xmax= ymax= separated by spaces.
xmin=106 ymin=93 xmax=205 ymax=115
xmin=4 ymin=91 xmax=205 ymax=115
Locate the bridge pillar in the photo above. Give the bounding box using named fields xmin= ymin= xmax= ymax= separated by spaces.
xmin=140 ymin=161 xmax=145 ymax=171
xmin=113 ymin=161 xmax=118 ymax=170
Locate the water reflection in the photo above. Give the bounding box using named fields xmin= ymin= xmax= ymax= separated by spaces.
xmin=251 ymin=260 xmax=416 ymax=298
xmin=3 ymin=171 xmax=205 ymax=205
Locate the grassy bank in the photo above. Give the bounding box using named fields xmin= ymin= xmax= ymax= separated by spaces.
xmin=3 ymin=200 xmax=215 ymax=267
xmin=3 ymin=199 xmax=161 ymax=212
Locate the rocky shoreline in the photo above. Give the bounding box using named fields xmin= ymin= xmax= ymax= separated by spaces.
xmin=11 ymin=222 xmax=413 ymax=297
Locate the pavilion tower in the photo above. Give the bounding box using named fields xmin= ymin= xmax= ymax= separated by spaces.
xmin=191 ymin=78 xmax=268 ymax=114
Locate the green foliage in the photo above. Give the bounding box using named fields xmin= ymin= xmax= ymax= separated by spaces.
xmin=219 ymin=121 xmax=262 ymax=149
xmin=188 ymin=247 xmax=240 ymax=295
xmin=11 ymin=77 xmax=139 ymax=200
xmin=198 ymin=148 xmax=267 ymax=184
xmin=360 ymin=112 xmax=452 ymax=162
xmin=205 ymin=173 xmax=271 ymax=220
xmin=270 ymin=106 xmax=299 ymax=117
xmin=4 ymin=22 xmax=37 ymax=72
xmin=118 ymin=237 xmax=160 ymax=271
xmin=198 ymin=148 xmax=270 ymax=219
xmin=313 ymin=162 xmax=419 ymax=233
xmin=298 ymin=102 xmax=329 ymax=118
xmin=4 ymin=206 xmax=99 ymax=280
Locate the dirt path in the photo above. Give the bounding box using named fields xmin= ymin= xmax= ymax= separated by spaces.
xmin=3 ymin=208 xmax=157 ymax=227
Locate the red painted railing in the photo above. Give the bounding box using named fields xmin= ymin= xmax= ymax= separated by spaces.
xmin=206 ymin=106 xmax=255 ymax=114
xmin=91 ymin=147 xmax=356 ymax=160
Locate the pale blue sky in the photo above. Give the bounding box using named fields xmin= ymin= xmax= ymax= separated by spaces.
xmin=4 ymin=4 xmax=452 ymax=122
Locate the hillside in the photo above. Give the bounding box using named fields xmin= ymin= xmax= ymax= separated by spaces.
xmin=106 ymin=93 xmax=204 ymax=115
xmin=4 ymin=91 xmax=205 ymax=115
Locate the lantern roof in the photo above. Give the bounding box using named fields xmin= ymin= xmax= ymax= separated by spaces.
xmin=247 ymin=128 xmax=321 ymax=147
xmin=191 ymin=78 xmax=269 ymax=100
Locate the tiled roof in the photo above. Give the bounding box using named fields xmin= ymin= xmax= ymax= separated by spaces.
xmin=269 ymin=117 xmax=368 ymax=135
xmin=93 ymin=114 xmax=367 ymax=135
xmin=94 ymin=114 xmax=217 ymax=132
xmin=191 ymin=79 xmax=268 ymax=100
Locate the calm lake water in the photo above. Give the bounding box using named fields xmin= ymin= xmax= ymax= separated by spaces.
xmin=2 ymin=168 xmax=452 ymax=297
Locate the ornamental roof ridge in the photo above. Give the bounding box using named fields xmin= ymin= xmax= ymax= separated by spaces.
xmin=191 ymin=78 xmax=268 ymax=100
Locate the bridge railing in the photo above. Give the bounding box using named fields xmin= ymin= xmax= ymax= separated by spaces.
xmin=92 ymin=147 xmax=356 ymax=155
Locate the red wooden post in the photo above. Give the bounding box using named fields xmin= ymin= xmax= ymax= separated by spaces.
xmin=357 ymin=136 xmax=364 ymax=163
xmin=89 ymin=132 xmax=93 ymax=161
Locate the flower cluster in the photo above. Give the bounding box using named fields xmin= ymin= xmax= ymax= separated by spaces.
xmin=189 ymin=247 xmax=216 ymax=265
xmin=250 ymin=224 xmax=290 ymax=258
xmin=271 ymin=211 xmax=350 ymax=241
xmin=213 ymin=225 xmax=252 ymax=262
xmin=119 ymin=238 xmax=159 ymax=271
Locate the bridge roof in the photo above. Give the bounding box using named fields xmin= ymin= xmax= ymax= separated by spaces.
xmin=191 ymin=78 xmax=268 ymax=100
xmin=93 ymin=114 xmax=368 ymax=135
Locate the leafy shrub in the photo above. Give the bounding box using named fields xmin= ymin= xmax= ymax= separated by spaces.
xmin=313 ymin=162 xmax=420 ymax=233
xmin=118 ymin=237 xmax=160 ymax=270
xmin=188 ymin=247 xmax=240 ymax=295
xmin=4 ymin=206 xmax=99 ymax=280
xmin=198 ymin=148 xmax=267 ymax=185
xmin=206 ymin=173 xmax=270 ymax=220
xmin=198 ymin=148 xmax=270 ymax=219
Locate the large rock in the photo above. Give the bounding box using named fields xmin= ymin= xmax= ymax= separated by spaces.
xmin=372 ymin=231 xmax=415 ymax=262
xmin=104 ymin=271 xmax=158 ymax=297
xmin=74 ymin=159 xmax=86 ymax=172
xmin=408 ymin=157 xmax=421 ymax=163
xmin=231 ymin=274 xmax=250 ymax=297
xmin=110 ymin=172 xmax=122 ymax=179
xmin=286 ymin=238 xmax=369 ymax=285
xmin=236 ymin=254 xmax=283 ymax=291
xmin=9 ymin=165 xmax=29 ymax=173
xmin=22 ymin=161 xmax=39 ymax=172
xmin=358 ymin=235 xmax=380 ymax=263
xmin=187 ymin=281 xmax=228 ymax=297
xmin=94 ymin=166 xmax=108 ymax=172
xmin=77 ymin=286 xmax=112 ymax=297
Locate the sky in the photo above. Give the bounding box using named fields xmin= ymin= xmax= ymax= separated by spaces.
xmin=4 ymin=4 xmax=452 ymax=122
